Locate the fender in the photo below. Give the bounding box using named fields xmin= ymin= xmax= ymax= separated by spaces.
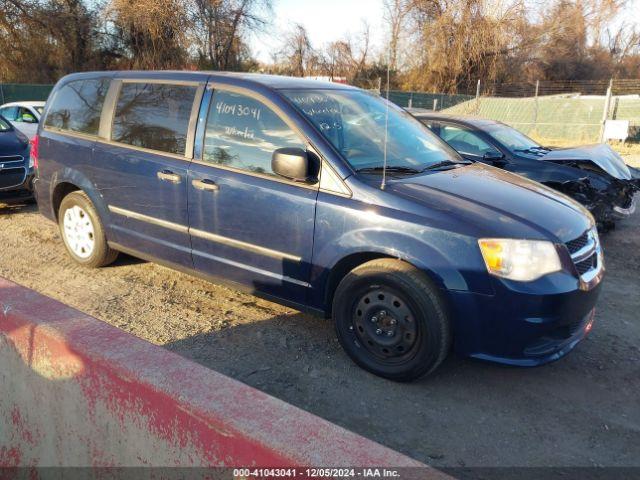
xmin=511 ymin=159 xmax=612 ymax=191
xmin=309 ymin=226 xmax=494 ymax=311
xmin=48 ymin=167 xmax=113 ymax=233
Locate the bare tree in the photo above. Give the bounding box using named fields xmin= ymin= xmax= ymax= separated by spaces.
xmin=324 ymin=21 xmax=372 ymax=82
xmin=189 ymin=0 xmax=271 ymax=70
xmin=107 ymin=0 xmax=190 ymax=69
xmin=399 ymin=0 xmax=527 ymax=92
xmin=0 ymin=0 xmax=100 ymax=81
xmin=276 ymin=23 xmax=319 ymax=77
xmin=383 ymin=0 xmax=411 ymax=71
xmin=1 ymin=0 xmax=639 ymax=88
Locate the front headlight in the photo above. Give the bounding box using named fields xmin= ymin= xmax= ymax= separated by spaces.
xmin=478 ymin=238 xmax=561 ymax=282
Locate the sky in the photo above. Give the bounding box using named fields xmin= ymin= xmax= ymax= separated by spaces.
xmin=249 ymin=0 xmax=387 ymax=64
xmin=249 ymin=0 xmax=640 ymax=65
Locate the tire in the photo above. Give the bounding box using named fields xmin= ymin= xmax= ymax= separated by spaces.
xmin=333 ymin=258 xmax=451 ymax=382
xmin=58 ymin=191 xmax=118 ymax=268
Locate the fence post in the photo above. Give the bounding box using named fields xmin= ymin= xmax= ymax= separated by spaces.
xmin=433 ymin=98 xmax=438 ymax=111
xmin=408 ymin=93 xmax=413 ymax=109
xmin=475 ymin=79 xmax=481 ymax=115
xmin=533 ymin=80 xmax=540 ymax=133
xmin=0 ymin=84 xmax=4 ymax=105
xmin=599 ymin=79 xmax=613 ymax=142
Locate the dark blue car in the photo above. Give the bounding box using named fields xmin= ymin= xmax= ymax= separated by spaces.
xmin=0 ymin=114 xmax=35 ymax=201
xmin=413 ymin=112 xmax=639 ymax=229
xmin=34 ymin=71 xmax=604 ymax=380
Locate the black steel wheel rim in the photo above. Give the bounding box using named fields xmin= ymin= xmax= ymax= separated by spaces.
xmin=351 ymin=286 xmax=421 ymax=364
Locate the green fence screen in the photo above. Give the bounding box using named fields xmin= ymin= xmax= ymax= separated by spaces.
xmin=0 ymin=84 xmax=54 ymax=104
xmin=385 ymin=91 xmax=474 ymax=110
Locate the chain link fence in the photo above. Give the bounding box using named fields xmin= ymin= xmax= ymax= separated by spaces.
xmin=0 ymin=84 xmax=54 ymax=105
xmin=386 ymin=91 xmax=474 ymax=110
xmin=384 ymin=79 xmax=640 ymax=144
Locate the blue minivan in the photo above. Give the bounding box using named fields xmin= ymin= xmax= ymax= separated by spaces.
xmin=34 ymin=71 xmax=604 ymax=380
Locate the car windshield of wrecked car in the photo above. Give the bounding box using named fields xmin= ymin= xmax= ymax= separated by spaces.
xmin=282 ymin=89 xmax=461 ymax=173
xmin=485 ymin=123 xmax=542 ymax=152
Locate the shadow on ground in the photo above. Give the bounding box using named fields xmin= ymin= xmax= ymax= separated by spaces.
xmin=0 ymin=200 xmax=36 ymax=215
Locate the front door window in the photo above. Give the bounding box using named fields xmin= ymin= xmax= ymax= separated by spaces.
xmin=439 ymin=125 xmax=500 ymax=158
xmin=203 ymin=89 xmax=306 ymax=177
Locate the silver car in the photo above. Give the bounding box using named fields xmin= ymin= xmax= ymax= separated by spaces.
xmin=0 ymin=101 xmax=45 ymax=140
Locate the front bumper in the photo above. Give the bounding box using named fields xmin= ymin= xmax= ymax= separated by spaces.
xmin=0 ymin=172 xmax=35 ymax=201
xmin=449 ymin=271 xmax=603 ymax=366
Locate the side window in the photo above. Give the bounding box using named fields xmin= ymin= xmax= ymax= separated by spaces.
xmin=44 ymin=78 xmax=110 ymax=135
xmin=439 ymin=125 xmax=499 ymax=157
xmin=0 ymin=107 xmax=18 ymax=121
xmin=421 ymin=121 xmax=439 ymax=135
xmin=15 ymin=107 xmax=37 ymax=123
xmin=203 ymin=90 xmax=305 ymax=177
xmin=112 ymin=82 xmax=197 ymax=156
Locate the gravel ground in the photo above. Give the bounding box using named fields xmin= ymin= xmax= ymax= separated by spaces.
xmin=0 ymin=202 xmax=639 ymax=470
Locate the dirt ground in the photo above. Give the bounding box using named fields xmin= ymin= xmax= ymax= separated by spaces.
xmin=0 ymin=201 xmax=639 ymax=470
xmin=622 ymin=154 xmax=640 ymax=168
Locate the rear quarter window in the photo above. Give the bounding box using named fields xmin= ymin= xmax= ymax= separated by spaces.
xmin=44 ymin=78 xmax=110 ymax=135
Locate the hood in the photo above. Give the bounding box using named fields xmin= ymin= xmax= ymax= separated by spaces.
xmin=0 ymin=129 xmax=29 ymax=154
xmin=385 ymin=163 xmax=593 ymax=242
xmin=541 ymin=144 xmax=631 ymax=181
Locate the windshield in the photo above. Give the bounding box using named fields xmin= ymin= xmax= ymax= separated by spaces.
xmin=35 ymin=107 xmax=44 ymax=115
xmin=0 ymin=116 xmax=11 ymax=132
xmin=282 ymin=89 xmax=460 ymax=172
xmin=485 ymin=122 xmax=541 ymax=152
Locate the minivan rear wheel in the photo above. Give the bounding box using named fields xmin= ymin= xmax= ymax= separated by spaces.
xmin=58 ymin=191 xmax=118 ymax=268
xmin=333 ymin=259 xmax=451 ymax=381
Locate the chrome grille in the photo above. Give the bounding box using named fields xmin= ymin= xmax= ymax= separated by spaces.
xmin=0 ymin=155 xmax=24 ymax=164
xmin=565 ymin=228 xmax=600 ymax=281
xmin=575 ymin=254 xmax=596 ymax=275
xmin=0 ymin=167 xmax=27 ymax=190
xmin=565 ymin=232 xmax=589 ymax=255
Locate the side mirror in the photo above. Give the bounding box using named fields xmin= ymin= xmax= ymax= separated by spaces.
xmin=21 ymin=114 xmax=37 ymax=124
xmin=272 ymin=148 xmax=318 ymax=183
xmin=483 ymin=151 xmax=506 ymax=164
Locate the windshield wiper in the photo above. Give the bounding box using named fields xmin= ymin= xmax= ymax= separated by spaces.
xmin=356 ymin=166 xmax=421 ymax=174
xmin=420 ymin=160 xmax=468 ymax=171
xmin=514 ymin=147 xmax=548 ymax=154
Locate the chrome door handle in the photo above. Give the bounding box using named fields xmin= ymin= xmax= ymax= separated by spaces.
xmin=192 ymin=178 xmax=219 ymax=192
xmin=157 ymin=170 xmax=181 ymax=183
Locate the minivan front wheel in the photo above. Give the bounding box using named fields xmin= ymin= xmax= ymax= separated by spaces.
xmin=58 ymin=191 xmax=118 ymax=268
xmin=333 ymin=259 xmax=451 ymax=381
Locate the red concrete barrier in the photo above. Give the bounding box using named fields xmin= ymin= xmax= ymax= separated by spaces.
xmin=0 ymin=278 xmax=445 ymax=476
